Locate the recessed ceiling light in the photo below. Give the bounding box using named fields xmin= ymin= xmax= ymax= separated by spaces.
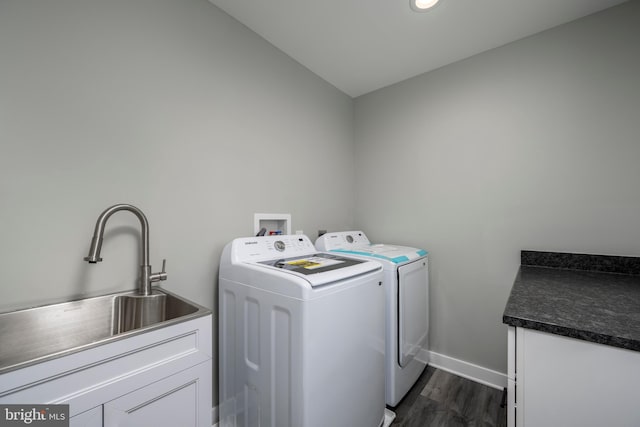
xmin=411 ymin=0 xmax=440 ymax=12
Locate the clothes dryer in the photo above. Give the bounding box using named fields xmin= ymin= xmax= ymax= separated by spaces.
xmin=219 ymin=234 xmax=385 ymax=427
xmin=316 ymin=231 xmax=429 ymax=407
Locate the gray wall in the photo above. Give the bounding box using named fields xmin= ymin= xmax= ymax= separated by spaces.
xmin=0 ymin=0 xmax=355 ymax=406
xmin=354 ymin=1 xmax=640 ymax=375
xmin=2 ymin=0 xmax=639 ymax=414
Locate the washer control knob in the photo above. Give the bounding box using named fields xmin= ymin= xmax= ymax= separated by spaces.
xmin=274 ymin=240 xmax=286 ymax=252
xmin=346 ymin=235 xmax=354 ymax=243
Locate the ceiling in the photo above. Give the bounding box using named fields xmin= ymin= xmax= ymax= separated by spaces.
xmin=209 ymin=0 xmax=628 ymax=98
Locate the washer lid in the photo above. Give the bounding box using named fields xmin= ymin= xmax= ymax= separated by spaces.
xmin=316 ymin=231 xmax=427 ymax=264
xmin=227 ymin=234 xmax=381 ymax=287
xmin=260 ymin=252 xmax=361 ymax=273
xmin=257 ymin=253 xmax=379 ymax=287
xmin=329 ymin=245 xmax=427 ymax=265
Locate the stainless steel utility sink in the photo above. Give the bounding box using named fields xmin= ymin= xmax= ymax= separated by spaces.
xmin=0 ymin=289 xmax=210 ymax=374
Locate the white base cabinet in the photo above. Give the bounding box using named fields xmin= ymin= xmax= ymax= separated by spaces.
xmin=103 ymin=362 xmax=207 ymax=427
xmin=507 ymin=326 xmax=640 ymax=427
xmin=1 ymin=315 xmax=212 ymax=427
xmin=71 ymin=407 xmax=103 ymax=427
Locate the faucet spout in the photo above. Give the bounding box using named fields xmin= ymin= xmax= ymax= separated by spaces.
xmin=84 ymin=204 xmax=166 ymax=295
xmin=84 ymin=235 xmax=104 ymax=263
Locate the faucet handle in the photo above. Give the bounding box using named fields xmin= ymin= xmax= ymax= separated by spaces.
xmin=150 ymin=259 xmax=168 ymax=283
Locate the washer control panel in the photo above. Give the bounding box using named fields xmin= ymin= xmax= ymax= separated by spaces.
xmin=233 ymin=235 xmax=316 ymax=262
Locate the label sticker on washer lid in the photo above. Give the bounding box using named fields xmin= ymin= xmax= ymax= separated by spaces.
xmin=286 ymin=257 xmax=344 ymax=270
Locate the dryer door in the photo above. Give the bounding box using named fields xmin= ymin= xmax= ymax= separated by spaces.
xmin=398 ymin=258 xmax=429 ymax=367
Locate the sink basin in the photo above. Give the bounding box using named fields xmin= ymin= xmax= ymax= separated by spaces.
xmin=112 ymin=292 xmax=200 ymax=334
xmin=0 ymin=289 xmax=210 ymax=374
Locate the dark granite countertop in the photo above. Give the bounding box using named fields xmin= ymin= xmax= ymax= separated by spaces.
xmin=503 ymin=250 xmax=640 ymax=352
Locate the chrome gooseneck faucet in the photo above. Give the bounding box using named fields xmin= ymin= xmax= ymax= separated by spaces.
xmin=84 ymin=204 xmax=167 ymax=295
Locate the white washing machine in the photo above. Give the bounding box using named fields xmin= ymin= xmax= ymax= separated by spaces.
xmin=316 ymin=231 xmax=429 ymax=407
xmin=219 ymin=234 xmax=386 ymax=427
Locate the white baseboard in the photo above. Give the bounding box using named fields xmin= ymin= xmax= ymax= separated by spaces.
xmin=211 ymin=405 xmax=218 ymax=427
xmin=383 ymin=408 xmax=396 ymax=427
xmin=427 ymin=350 xmax=507 ymax=390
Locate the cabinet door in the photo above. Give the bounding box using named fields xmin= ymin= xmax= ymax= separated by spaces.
xmin=103 ymin=362 xmax=211 ymax=427
xmin=70 ymin=406 xmax=102 ymax=427
xmin=518 ymin=328 xmax=640 ymax=427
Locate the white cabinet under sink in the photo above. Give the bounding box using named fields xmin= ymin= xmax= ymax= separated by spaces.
xmin=102 ymin=362 xmax=207 ymax=427
xmin=71 ymin=406 xmax=103 ymax=427
xmin=1 ymin=314 xmax=212 ymax=427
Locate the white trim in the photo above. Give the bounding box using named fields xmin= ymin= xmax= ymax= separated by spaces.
xmin=416 ymin=347 xmax=430 ymax=364
xmin=211 ymin=405 xmax=218 ymax=427
xmin=427 ymin=351 xmax=507 ymax=390
xmin=383 ymin=408 xmax=396 ymax=427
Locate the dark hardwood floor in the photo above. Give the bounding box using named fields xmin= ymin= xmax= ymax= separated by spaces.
xmin=389 ymin=366 xmax=507 ymax=427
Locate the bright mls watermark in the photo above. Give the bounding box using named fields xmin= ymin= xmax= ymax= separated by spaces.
xmin=0 ymin=405 xmax=69 ymax=426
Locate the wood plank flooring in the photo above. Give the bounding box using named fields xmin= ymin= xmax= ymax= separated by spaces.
xmin=389 ymin=366 xmax=507 ymax=427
